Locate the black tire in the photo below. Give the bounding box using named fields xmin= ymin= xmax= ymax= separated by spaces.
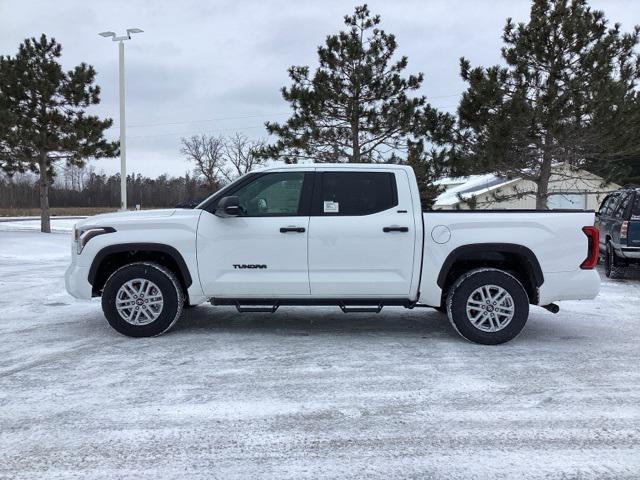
xmin=102 ymin=262 xmax=184 ymax=337
xmin=446 ymin=268 xmax=529 ymax=345
xmin=604 ymin=242 xmax=625 ymax=279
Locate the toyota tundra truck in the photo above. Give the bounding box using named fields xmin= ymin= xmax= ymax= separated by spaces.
xmin=65 ymin=164 xmax=601 ymax=344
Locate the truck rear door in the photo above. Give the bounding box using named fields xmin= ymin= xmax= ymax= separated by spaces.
xmin=307 ymin=168 xmax=417 ymax=297
xmin=611 ymin=192 xmax=633 ymax=249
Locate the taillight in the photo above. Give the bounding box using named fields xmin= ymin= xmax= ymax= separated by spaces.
xmin=621 ymin=221 xmax=629 ymax=239
xmin=580 ymin=226 xmax=599 ymax=270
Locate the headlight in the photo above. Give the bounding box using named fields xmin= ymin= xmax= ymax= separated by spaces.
xmin=74 ymin=227 xmax=116 ymax=254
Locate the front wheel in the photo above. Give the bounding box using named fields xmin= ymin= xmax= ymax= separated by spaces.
xmin=102 ymin=262 xmax=184 ymax=337
xmin=446 ymin=268 xmax=529 ymax=345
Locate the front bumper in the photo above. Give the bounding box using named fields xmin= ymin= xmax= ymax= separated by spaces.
xmin=65 ymin=263 xmax=93 ymax=300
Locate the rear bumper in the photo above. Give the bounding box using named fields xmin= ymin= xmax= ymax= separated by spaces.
xmin=65 ymin=263 xmax=93 ymax=300
xmin=620 ymin=246 xmax=640 ymax=259
xmin=538 ymin=269 xmax=600 ymax=305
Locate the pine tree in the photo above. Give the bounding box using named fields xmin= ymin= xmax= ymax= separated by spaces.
xmin=406 ymin=136 xmax=454 ymax=209
xmin=264 ymin=4 xmax=452 ymax=167
xmin=453 ymin=0 xmax=640 ymax=209
xmin=0 ymin=35 xmax=117 ymax=232
xmin=586 ymin=90 xmax=640 ymax=186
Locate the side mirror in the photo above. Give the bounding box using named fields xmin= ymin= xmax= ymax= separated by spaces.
xmin=215 ymin=196 xmax=242 ymax=217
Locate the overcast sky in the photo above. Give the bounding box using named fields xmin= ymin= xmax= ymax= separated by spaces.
xmin=1 ymin=0 xmax=638 ymax=177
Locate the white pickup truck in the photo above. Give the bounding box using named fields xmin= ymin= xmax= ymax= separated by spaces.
xmin=65 ymin=164 xmax=601 ymax=344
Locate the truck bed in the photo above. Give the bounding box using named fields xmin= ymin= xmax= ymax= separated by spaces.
xmin=419 ymin=210 xmax=601 ymax=306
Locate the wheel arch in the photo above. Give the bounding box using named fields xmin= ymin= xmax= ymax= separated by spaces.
xmin=437 ymin=243 xmax=543 ymax=304
xmin=88 ymin=243 xmax=193 ymax=297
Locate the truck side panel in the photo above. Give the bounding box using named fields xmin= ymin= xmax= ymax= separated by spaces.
xmin=66 ymin=209 xmax=206 ymax=305
xmin=419 ymin=211 xmax=600 ymax=306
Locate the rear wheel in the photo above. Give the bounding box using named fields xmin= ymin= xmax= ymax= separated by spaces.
xmin=446 ymin=268 xmax=529 ymax=345
xmin=604 ymin=242 xmax=625 ymax=279
xmin=102 ymin=262 xmax=184 ymax=337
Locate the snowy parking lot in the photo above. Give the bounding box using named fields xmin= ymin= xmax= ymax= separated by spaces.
xmin=1 ymin=223 xmax=640 ymax=479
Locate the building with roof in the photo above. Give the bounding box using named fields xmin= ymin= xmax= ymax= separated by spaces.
xmin=433 ymin=164 xmax=620 ymax=210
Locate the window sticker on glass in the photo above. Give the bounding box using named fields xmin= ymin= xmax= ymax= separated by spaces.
xmin=324 ymin=201 xmax=339 ymax=213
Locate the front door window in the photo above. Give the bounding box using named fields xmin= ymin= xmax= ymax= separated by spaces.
xmin=233 ymin=172 xmax=305 ymax=216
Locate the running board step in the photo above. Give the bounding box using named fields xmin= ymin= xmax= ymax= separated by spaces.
xmin=234 ymin=302 xmax=279 ymax=313
xmin=338 ymin=302 xmax=383 ymax=314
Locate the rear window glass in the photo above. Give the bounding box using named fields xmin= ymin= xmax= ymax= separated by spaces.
xmin=318 ymin=172 xmax=397 ymax=216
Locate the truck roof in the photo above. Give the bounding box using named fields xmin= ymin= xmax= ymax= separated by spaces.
xmin=257 ymin=162 xmax=413 ymax=172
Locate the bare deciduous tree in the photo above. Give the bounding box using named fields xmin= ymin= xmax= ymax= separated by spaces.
xmin=181 ymin=134 xmax=266 ymax=187
xmin=57 ymin=163 xmax=89 ymax=191
xmin=180 ymin=135 xmax=225 ymax=189
xmin=220 ymin=133 xmax=266 ymax=183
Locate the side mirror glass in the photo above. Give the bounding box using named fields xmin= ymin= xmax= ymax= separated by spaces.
xmin=215 ymin=196 xmax=242 ymax=217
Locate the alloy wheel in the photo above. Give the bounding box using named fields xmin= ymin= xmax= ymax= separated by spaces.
xmin=115 ymin=278 xmax=164 ymax=325
xmin=465 ymin=284 xmax=515 ymax=332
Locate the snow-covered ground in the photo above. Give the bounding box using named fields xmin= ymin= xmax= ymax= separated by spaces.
xmin=1 ymin=225 xmax=639 ymax=479
xmin=0 ymin=216 xmax=80 ymax=233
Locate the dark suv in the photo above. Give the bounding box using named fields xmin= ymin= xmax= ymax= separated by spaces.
xmin=596 ymin=187 xmax=640 ymax=278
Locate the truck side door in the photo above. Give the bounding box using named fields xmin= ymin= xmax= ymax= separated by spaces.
xmin=197 ymin=170 xmax=313 ymax=297
xmin=307 ymin=169 xmax=417 ymax=297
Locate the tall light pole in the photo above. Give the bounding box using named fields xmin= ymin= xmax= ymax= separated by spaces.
xmin=99 ymin=28 xmax=143 ymax=210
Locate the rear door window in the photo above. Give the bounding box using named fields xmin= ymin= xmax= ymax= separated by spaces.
xmin=613 ymin=192 xmax=632 ymax=219
xmin=315 ymin=171 xmax=398 ymax=216
xmin=604 ymin=194 xmax=620 ymax=216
